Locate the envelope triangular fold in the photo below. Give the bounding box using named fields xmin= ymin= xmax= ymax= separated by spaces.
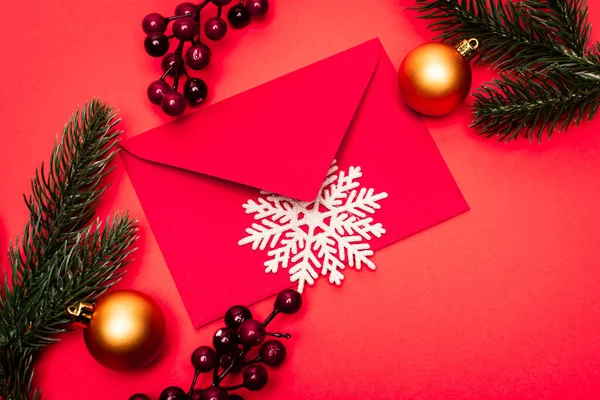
xmin=121 ymin=39 xmax=381 ymax=201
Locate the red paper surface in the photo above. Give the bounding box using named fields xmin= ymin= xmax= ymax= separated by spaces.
xmin=1 ymin=1 xmax=600 ymax=399
xmin=120 ymin=38 xmax=469 ymax=327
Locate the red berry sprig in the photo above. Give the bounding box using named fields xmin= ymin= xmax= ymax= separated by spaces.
xmin=129 ymin=289 xmax=302 ymax=400
xmin=142 ymin=0 xmax=270 ymax=117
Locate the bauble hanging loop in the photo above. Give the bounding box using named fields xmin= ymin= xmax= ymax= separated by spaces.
xmin=456 ymin=38 xmax=479 ymax=62
xmin=67 ymin=301 xmax=94 ymax=328
xmin=398 ymin=38 xmax=479 ymax=116
xmin=69 ymin=290 xmax=166 ymax=371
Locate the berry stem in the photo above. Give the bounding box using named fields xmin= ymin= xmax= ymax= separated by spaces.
xmin=168 ymin=14 xmax=192 ymax=21
xmin=266 ymin=332 xmax=291 ymax=339
xmin=194 ymin=3 xmax=203 ymax=42
xmin=221 ymin=384 xmax=244 ymax=391
xmin=194 ymin=0 xmax=212 ymax=43
xmin=212 ymin=352 xmax=221 ymax=385
xmin=161 ymin=65 xmax=175 ymax=80
xmin=187 ymin=370 xmax=201 ymax=396
xmin=262 ymin=310 xmax=279 ymax=327
xmin=216 ymin=361 xmax=235 ymax=384
xmin=172 ymin=40 xmax=186 ymax=91
xmin=217 ymin=5 xmax=222 ymax=18
xmin=244 ymin=357 xmax=261 ymax=366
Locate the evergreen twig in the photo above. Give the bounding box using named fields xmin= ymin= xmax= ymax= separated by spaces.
xmin=472 ymin=68 xmax=600 ymax=141
xmin=0 ymin=100 xmax=138 ymax=399
xmin=413 ymin=0 xmax=600 ymax=141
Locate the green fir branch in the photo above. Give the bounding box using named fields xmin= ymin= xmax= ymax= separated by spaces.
xmin=20 ymin=101 xmax=122 ymax=280
xmin=472 ymin=68 xmax=600 ymax=141
xmin=413 ymin=0 xmax=600 ymax=141
xmin=0 ymin=100 xmax=138 ymax=399
xmin=413 ymin=0 xmax=598 ymax=72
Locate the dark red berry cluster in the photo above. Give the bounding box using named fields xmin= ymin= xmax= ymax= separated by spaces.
xmin=129 ymin=289 xmax=302 ymax=400
xmin=142 ymin=0 xmax=270 ymax=116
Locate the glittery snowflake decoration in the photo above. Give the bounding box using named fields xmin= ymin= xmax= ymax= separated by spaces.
xmin=238 ymin=160 xmax=388 ymax=292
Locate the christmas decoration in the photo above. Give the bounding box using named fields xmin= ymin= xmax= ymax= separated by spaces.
xmin=142 ymin=0 xmax=271 ymax=116
xmin=398 ymin=38 xmax=478 ymax=116
xmin=239 ymin=160 xmax=388 ymax=292
xmin=414 ymin=0 xmax=600 ymax=141
xmin=67 ymin=290 xmax=166 ymax=370
xmin=0 ymin=100 xmax=138 ymax=399
xmin=129 ymin=289 xmax=302 ymax=400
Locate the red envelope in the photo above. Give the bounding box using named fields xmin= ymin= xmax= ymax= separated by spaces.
xmin=121 ymin=38 xmax=469 ymax=328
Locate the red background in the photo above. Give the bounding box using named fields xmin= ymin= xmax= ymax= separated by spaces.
xmin=1 ymin=0 xmax=600 ymax=399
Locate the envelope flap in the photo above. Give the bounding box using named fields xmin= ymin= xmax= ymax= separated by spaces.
xmin=121 ymin=39 xmax=381 ymax=201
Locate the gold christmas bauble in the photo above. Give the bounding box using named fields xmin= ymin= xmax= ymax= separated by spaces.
xmin=69 ymin=290 xmax=166 ymax=370
xmin=398 ymin=39 xmax=478 ymax=116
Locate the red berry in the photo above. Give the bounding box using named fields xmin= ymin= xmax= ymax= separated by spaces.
xmin=185 ymin=44 xmax=211 ymax=70
xmin=142 ymin=13 xmax=167 ymax=34
xmin=184 ymin=78 xmax=208 ymax=105
xmin=175 ymin=2 xmax=197 ymax=16
xmin=200 ymin=386 xmax=228 ymax=400
xmin=144 ymin=33 xmax=170 ymax=57
xmin=129 ymin=394 xmax=151 ymax=400
xmin=173 ymin=17 xmax=197 ymax=41
xmin=204 ymin=17 xmax=227 ymax=41
xmin=247 ymin=0 xmax=269 ymax=17
xmin=190 ymin=389 xmax=204 ymax=400
xmin=227 ymin=4 xmax=250 ymax=29
xmin=243 ymin=364 xmax=268 ymax=391
xmin=161 ymin=92 xmax=187 ymax=116
xmin=225 ymin=305 xmax=253 ymax=330
xmin=147 ymin=80 xmax=172 ymax=105
xmin=259 ymin=340 xmax=286 ymax=366
xmin=213 ymin=327 xmax=239 ymax=353
xmin=162 ymin=53 xmax=184 ymax=76
xmin=237 ymin=319 xmax=265 ymax=347
xmin=159 ymin=386 xmax=187 ymax=400
xmin=275 ymin=289 xmax=302 ymax=314
xmin=191 ymin=345 xmax=217 ymax=372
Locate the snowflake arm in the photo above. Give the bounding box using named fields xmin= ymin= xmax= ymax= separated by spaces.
xmin=320 ymin=165 xmax=362 ymax=210
xmin=333 ymin=233 xmax=376 ymax=271
xmin=341 ymin=187 xmax=388 ymax=218
xmin=264 ymin=228 xmax=306 ymax=274
xmin=313 ymin=234 xmax=346 ymax=285
xmin=238 ymin=219 xmax=291 ymax=250
xmin=288 ymin=241 xmax=321 ymax=293
xmin=242 ymin=195 xmax=297 ymax=223
xmin=329 ymin=214 xmax=386 ymax=240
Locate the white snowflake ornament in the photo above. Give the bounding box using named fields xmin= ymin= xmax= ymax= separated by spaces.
xmin=238 ymin=160 xmax=388 ymax=292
